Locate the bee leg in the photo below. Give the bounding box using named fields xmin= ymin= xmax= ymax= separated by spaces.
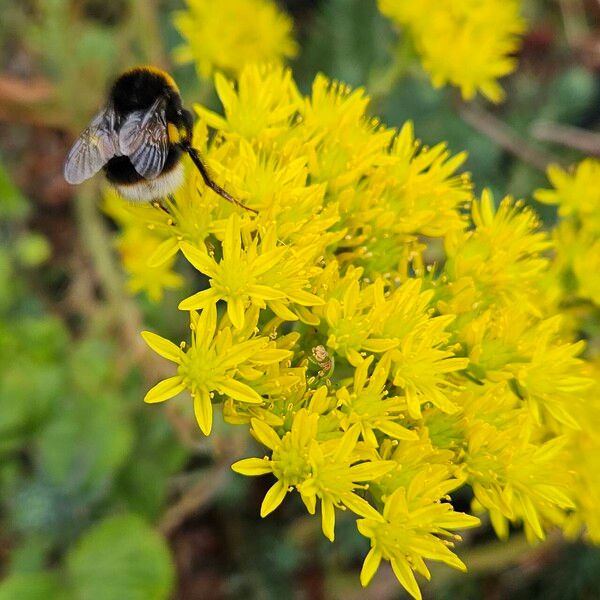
xmin=184 ymin=145 xmax=258 ymax=214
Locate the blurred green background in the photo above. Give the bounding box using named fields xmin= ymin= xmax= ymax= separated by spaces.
xmin=1 ymin=1 xmax=599 ymax=598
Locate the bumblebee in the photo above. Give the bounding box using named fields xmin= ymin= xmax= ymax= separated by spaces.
xmin=64 ymin=66 xmax=254 ymax=211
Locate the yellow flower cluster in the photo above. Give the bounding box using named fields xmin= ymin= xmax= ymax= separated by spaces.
xmin=536 ymin=159 xmax=600 ymax=306
xmin=103 ymin=192 xmax=183 ymax=302
xmin=378 ymin=0 xmax=526 ymax=102
xmin=114 ymin=64 xmax=598 ymax=598
xmin=535 ymin=159 xmax=600 ymax=543
xmin=173 ymin=0 xmax=298 ymax=79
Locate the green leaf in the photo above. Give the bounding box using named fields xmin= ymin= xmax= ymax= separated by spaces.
xmin=539 ymin=68 xmax=597 ymax=124
xmin=37 ymin=390 xmax=133 ymax=494
xmin=114 ymin=415 xmax=187 ymax=520
xmin=0 ymin=362 xmax=63 ymax=454
xmin=0 ymin=251 xmax=16 ymax=311
xmin=0 ymin=161 xmax=28 ymax=220
xmin=297 ymin=0 xmax=394 ymax=90
xmin=10 ymin=480 xmax=67 ymax=536
xmin=68 ymin=338 xmax=114 ymax=394
xmin=8 ymin=535 xmax=54 ymax=574
xmin=67 ymin=514 xmax=174 ymax=600
xmin=0 ymin=572 xmax=69 ymax=600
xmin=15 ymin=233 xmax=52 ymax=267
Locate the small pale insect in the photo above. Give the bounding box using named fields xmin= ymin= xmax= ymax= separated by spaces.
xmin=310 ymin=345 xmax=335 ymax=379
xmin=64 ymin=65 xmax=255 ymax=212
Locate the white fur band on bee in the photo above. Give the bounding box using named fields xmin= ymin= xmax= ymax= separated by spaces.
xmin=115 ymin=163 xmax=184 ymax=202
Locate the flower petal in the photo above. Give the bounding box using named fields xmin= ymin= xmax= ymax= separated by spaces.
xmin=217 ymin=378 xmax=263 ymax=404
xmin=346 ymin=348 xmax=364 ymax=367
xmin=301 ymin=492 xmax=316 ymax=515
xmin=349 ymin=460 xmax=397 ymax=481
xmin=213 ymin=72 xmax=237 ymax=118
xmin=180 ymin=242 xmax=217 ymax=276
xmin=250 ymin=348 xmax=292 ymax=365
xmin=390 ymin=558 xmax=422 ymax=600
xmin=247 ymin=284 xmax=286 ymax=300
xmin=227 ymin=296 xmax=246 ymax=330
xmin=231 ymin=457 xmax=272 ymax=476
xmin=144 ymin=376 xmax=185 ymax=403
xmin=353 ymin=355 xmax=373 ymax=393
xmin=284 ymin=289 xmax=324 ymax=306
xmin=260 ymin=480 xmax=287 ymax=517
xmin=194 ymin=104 xmax=228 ymax=131
xmin=268 ymin=300 xmax=298 ymax=321
xmin=223 ymin=213 xmax=242 ymax=261
xmin=148 ymin=237 xmax=179 ymax=267
xmin=193 ymin=389 xmax=213 ymax=435
xmin=333 ymin=423 xmax=360 ymax=461
xmin=178 ymin=288 xmax=219 ymax=311
xmin=360 ymin=547 xmax=382 ymax=587
xmin=321 ymin=498 xmax=336 ymax=541
xmin=362 ymin=338 xmax=399 ymax=353
xmin=141 ymin=331 xmax=181 ymax=362
xmin=342 ymin=493 xmax=385 ymax=521
xmin=250 ymin=418 xmax=281 ymax=450
xmin=220 ymin=339 xmax=265 ymax=369
xmin=376 ymin=421 xmax=419 ymax=441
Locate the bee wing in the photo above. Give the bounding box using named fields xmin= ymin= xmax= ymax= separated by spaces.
xmin=63 ymin=107 xmax=119 ymax=184
xmin=118 ymin=97 xmax=168 ymax=180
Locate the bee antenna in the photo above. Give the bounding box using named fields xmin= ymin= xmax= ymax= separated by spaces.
xmin=183 ymin=144 xmax=257 ymax=214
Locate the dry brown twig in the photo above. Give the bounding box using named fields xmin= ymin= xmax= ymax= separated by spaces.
xmin=531 ymin=121 xmax=600 ymax=156
xmin=158 ymin=463 xmax=231 ymax=536
xmin=458 ymin=101 xmax=563 ymax=172
xmin=0 ymin=74 xmax=54 ymax=104
xmin=158 ymin=431 xmax=247 ymax=536
xmin=0 ymin=74 xmax=71 ymax=129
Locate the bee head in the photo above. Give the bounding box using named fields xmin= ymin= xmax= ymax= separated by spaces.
xmin=111 ymin=66 xmax=179 ymax=114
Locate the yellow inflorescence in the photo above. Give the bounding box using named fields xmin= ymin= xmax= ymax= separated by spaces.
xmin=536 ymin=159 xmax=600 ymax=307
xmin=102 ymin=192 xmax=183 ymax=302
xmin=173 ymin=0 xmax=298 ymax=79
xmin=114 ymin=64 xmax=600 ymax=598
xmin=378 ymin=0 xmax=526 ymax=102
